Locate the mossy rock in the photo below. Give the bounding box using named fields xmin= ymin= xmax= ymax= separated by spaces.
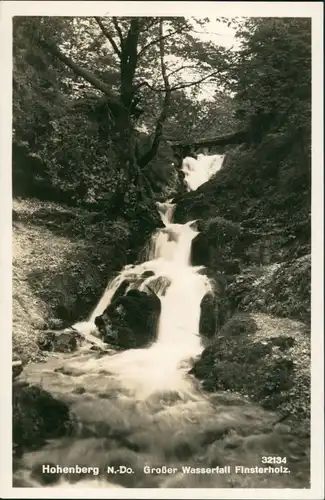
xmin=191 ymin=313 xmax=310 ymax=421
xmin=13 ymin=382 xmax=74 ymax=457
xmin=199 ymin=293 xmax=217 ymax=338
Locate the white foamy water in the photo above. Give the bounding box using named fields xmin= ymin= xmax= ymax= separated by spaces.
xmin=73 ymin=155 xmax=221 ymax=399
xmin=81 ymin=200 xmax=211 ymax=399
xmin=15 ymin=154 xmax=306 ymax=490
xmin=181 ymin=153 xmax=225 ymax=191
xmin=156 ymin=200 xmax=175 ymax=226
xmin=15 ymin=153 xmax=238 ymax=488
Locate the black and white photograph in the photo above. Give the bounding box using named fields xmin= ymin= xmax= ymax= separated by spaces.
xmin=0 ymin=1 xmax=323 ymax=498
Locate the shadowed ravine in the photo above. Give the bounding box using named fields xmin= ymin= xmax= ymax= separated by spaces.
xmin=13 ymin=154 xmax=309 ymax=489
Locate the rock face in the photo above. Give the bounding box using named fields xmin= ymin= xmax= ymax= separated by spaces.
xmin=191 ymin=312 xmax=310 ymax=421
xmin=95 ymin=289 xmax=161 ymax=349
xmin=128 ymin=203 xmax=165 ymax=262
xmin=191 ymin=216 xmax=244 ymax=274
xmin=179 ymin=147 xmax=311 ymax=434
xmin=197 ymin=272 xmax=233 ymax=340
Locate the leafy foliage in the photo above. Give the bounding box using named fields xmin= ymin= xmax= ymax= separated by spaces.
xmin=13 ymin=16 xmax=232 ymax=207
xmin=230 ymin=18 xmax=311 ymax=144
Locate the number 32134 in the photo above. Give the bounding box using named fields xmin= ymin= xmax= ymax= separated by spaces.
xmin=262 ymin=456 xmax=287 ymax=464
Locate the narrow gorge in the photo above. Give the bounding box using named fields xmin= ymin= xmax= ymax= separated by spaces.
xmin=13 ymin=153 xmax=310 ymax=489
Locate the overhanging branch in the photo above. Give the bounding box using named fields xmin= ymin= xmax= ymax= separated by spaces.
xmin=167 ymin=64 xmax=199 ymax=78
xmin=134 ymin=69 xmax=222 ymax=94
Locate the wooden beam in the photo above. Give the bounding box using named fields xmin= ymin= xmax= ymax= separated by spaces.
xmin=166 ymin=129 xmax=249 ymax=153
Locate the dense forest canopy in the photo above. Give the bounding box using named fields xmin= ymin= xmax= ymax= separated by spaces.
xmin=13 ymin=16 xmax=311 ymax=213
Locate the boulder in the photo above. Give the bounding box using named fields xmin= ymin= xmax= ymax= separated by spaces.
xmin=218 ymin=313 xmax=258 ymax=338
xmin=37 ymin=322 xmax=108 ymax=354
xmin=110 ymin=279 xmax=131 ymax=303
xmin=199 ymin=293 xmax=217 ymax=338
xmin=145 ymin=276 xmax=171 ymax=296
xmin=37 ymin=328 xmax=80 ymax=353
xmin=95 ymin=289 xmax=161 ymax=349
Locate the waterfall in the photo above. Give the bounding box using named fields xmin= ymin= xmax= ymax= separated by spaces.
xmin=181 ymin=153 xmax=225 ymax=191
xmin=15 ymin=154 xmax=233 ymax=488
xmin=82 ymin=209 xmax=210 ymax=398
xmin=156 ymin=200 xmax=175 ymax=226
xmin=71 ymin=156 xmax=226 ymax=399
xmin=76 ymin=155 xmax=225 ymax=399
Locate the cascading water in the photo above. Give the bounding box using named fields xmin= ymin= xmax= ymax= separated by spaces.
xmin=79 ymin=191 xmax=212 ymax=399
xmin=15 ymin=153 xmax=295 ymax=490
xmin=181 ymin=153 xmax=225 ymax=191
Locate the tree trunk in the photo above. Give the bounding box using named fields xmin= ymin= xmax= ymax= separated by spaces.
xmin=109 ymin=109 xmax=152 ymax=216
xmin=36 ymin=21 xmax=158 ymax=213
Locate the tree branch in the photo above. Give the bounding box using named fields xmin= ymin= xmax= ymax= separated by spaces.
xmin=94 ymin=17 xmax=121 ymax=58
xmin=167 ymin=64 xmax=199 ymax=78
xmin=137 ymin=24 xmax=188 ymax=58
xmin=135 ymin=69 xmax=221 ymax=94
xmin=138 ymin=19 xmax=171 ymax=168
xmin=38 ymin=38 xmax=121 ymax=113
xmin=170 ymin=70 xmax=221 ymax=91
xmin=159 ymin=22 xmax=171 ymax=94
xmin=112 ymin=17 xmax=124 ymax=47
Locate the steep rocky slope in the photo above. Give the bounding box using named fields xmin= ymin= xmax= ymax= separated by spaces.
xmin=174 ymin=139 xmax=311 ymax=426
xmin=12 ymin=198 xmax=162 ymax=363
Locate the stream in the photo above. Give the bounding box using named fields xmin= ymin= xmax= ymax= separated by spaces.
xmin=13 ymin=153 xmax=307 ymax=489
